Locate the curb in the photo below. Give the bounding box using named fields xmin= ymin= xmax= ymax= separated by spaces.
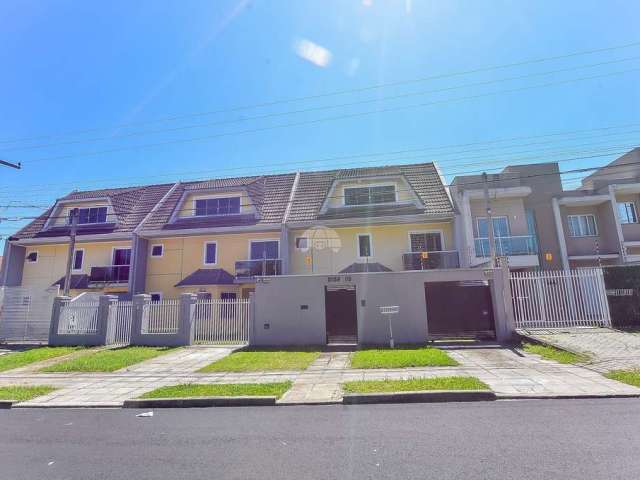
xmin=123 ymin=396 xmax=277 ymax=408
xmin=497 ymin=393 xmax=640 ymax=400
xmin=342 ymin=390 xmax=496 ymax=404
xmin=14 ymin=403 xmax=123 ymax=409
xmin=0 ymin=400 xmax=13 ymax=409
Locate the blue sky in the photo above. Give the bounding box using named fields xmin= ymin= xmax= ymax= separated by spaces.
xmin=0 ymin=0 xmax=639 ymax=246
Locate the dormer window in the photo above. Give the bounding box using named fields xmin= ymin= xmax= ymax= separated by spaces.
xmin=344 ymin=185 xmax=396 ymax=206
xmin=194 ymin=197 xmax=241 ymax=216
xmin=69 ymin=207 xmax=108 ymax=225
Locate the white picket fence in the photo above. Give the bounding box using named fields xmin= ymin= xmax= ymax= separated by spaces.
xmin=510 ymin=268 xmax=611 ymax=329
xmin=194 ymin=298 xmax=251 ymax=344
xmin=0 ymin=286 xmax=59 ymax=341
xmin=107 ymin=300 xmax=133 ymax=345
xmin=141 ymin=299 xmax=180 ymax=334
xmin=58 ymin=301 xmax=100 ymax=334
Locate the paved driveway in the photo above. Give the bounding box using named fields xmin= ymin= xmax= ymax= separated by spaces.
xmin=522 ymin=328 xmax=640 ymax=372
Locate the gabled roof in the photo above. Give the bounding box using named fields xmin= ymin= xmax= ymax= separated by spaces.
xmin=339 ymin=262 xmax=393 ymax=273
xmin=174 ymin=268 xmax=236 ymax=287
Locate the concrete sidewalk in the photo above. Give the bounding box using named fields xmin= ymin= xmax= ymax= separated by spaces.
xmin=1 ymin=343 xmax=637 ymax=407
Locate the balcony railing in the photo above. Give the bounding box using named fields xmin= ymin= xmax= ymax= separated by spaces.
xmin=235 ymin=259 xmax=282 ymax=279
xmin=474 ymin=235 xmax=537 ymax=257
xmin=402 ymin=251 xmax=460 ymax=270
xmin=88 ymin=265 xmax=130 ymax=284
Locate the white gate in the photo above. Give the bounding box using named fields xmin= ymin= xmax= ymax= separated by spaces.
xmin=510 ymin=268 xmax=611 ymax=329
xmin=141 ymin=299 xmax=180 ymax=334
xmin=0 ymin=286 xmax=60 ymax=342
xmin=107 ymin=300 xmax=133 ymax=345
xmin=58 ymin=300 xmax=100 ymax=334
xmin=194 ymin=298 xmax=250 ymax=344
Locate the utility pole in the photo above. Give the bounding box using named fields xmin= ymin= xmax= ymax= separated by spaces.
xmin=482 ymin=172 xmax=497 ymax=267
xmin=0 ymin=159 xmax=21 ymax=170
xmin=63 ymin=208 xmax=79 ymax=296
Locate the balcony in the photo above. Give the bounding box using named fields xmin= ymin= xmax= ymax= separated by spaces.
xmin=402 ymin=251 xmax=460 ymax=270
xmin=235 ymin=259 xmax=282 ymax=280
xmin=474 ymin=236 xmax=537 ymax=257
xmin=88 ymin=265 xmax=130 ymax=284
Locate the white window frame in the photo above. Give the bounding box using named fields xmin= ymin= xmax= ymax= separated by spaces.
xmin=25 ymin=250 xmax=38 ymax=263
xmin=356 ymin=233 xmax=373 ymax=259
xmin=343 ymin=183 xmax=397 ymax=207
xmin=111 ymin=247 xmax=132 ymax=266
xmin=203 ymin=241 xmax=218 ymax=265
xmin=150 ymin=244 xmax=164 ymax=258
xmin=192 ymin=196 xmax=242 ymax=217
xmin=295 ymin=236 xmax=309 ymax=251
xmin=248 ymin=239 xmax=280 ymax=260
xmin=149 ymin=292 xmax=163 ymax=302
xmin=407 ymin=230 xmax=444 ymax=252
xmin=618 ymin=201 xmax=638 ymax=224
xmin=567 ymin=214 xmax=598 ymax=237
xmin=475 ymin=216 xmax=510 ymax=238
xmin=72 ymin=248 xmax=85 ymax=272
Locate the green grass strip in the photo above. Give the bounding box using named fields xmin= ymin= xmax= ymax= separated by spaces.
xmin=140 ymin=382 xmax=293 ymax=399
xmin=350 ymin=346 xmax=458 ymax=369
xmin=0 ymin=347 xmax=81 ymax=372
xmin=41 ymin=346 xmax=175 ymax=372
xmin=605 ymin=370 xmax=640 ymax=388
xmin=343 ymin=376 xmax=490 ymax=394
xmin=199 ymin=349 xmax=320 ymax=372
xmin=522 ymin=342 xmax=590 ymax=364
xmin=0 ymin=385 xmax=57 ymax=401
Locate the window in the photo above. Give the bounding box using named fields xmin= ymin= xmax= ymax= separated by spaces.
xmin=204 ymin=242 xmax=217 ymax=265
xmin=477 ymin=217 xmax=510 ymax=237
xmin=150 ymin=293 xmax=162 ymax=302
xmin=72 ymin=249 xmax=84 ymax=271
xmin=150 ymin=244 xmax=164 ymax=257
xmin=26 ymin=251 xmax=38 ymax=263
xmin=410 ymin=232 xmax=442 ymax=252
xmin=70 ymin=207 xmax=108 ymax=224
xmin=295 ymin=237 xmax=308 ymax=250
xmin=250 ymin=240 xmax=279 ymax=259
xmin=618 ymin=202 xmax=638 ymax=224
xmin=357 ymin=234 xmax=372 ymax=258
xmin=194 ymin=197 xmax=240 ymax=216
xmin=344 ymin=185 xmax=396 ymax=206
xmin=568 ymin=214 xmax=598 ymax=237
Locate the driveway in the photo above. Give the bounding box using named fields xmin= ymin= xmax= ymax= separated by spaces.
xmin=521 ymin=328 xmax=640 ymax=372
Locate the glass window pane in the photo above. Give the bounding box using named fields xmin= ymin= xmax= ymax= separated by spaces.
xmin=493 ymin=218 xmax=510 ymax=237
xmin=195 ymin=200 xmax=207 ymax=216
xmin=477 ymin=218 xmax=488 ymax=237
xmin=73 ymin=250 xmax=83 ymax=270
xmin=358 ymin=235 xmax=371 ymax=257
xmin=205 ymin=243 xmax=217 ymax=264
xmin=229 ymin=197 xmax=240 ymax=213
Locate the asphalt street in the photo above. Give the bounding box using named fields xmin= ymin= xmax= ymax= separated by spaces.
xmin=2 ymin=399 xmax=640 ymax=479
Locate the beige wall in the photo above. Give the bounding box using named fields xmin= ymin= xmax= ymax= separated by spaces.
xmin=560 ymin=204 xmax=620 ymax=256
xmin=145 ymin=232 xmax=279 ymax=299
xmin=469 ymin=197 xmax=528 ymax=237
xmin=288 ymin=222 xmax=453 ymax=275
xmin=324 ymin=178 xmax=416 ymax=209
xmin=177 ymin=190 xmax=254 ymax=218
xmin=21 ymin=240 xmax=131 ymax=291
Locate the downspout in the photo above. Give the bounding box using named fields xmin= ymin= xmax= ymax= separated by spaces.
xmin=281 ymin=172 xmax=301 ymax=275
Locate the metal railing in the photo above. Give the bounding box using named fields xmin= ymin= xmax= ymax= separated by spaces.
xmin=474 ymin=235 xmax=537 ymax=257
xmin=107 ymin=300 xmax=133 ymax=345
xmin=402 ymin=251 xmax=460 ymax=270
xmin=89 ymin=265 xmax=130 ymax=283
xmin=141 ymin=299 xmax=180 ymax=334
xmin=235 ymin=259 xmax=282 ymax=279
xmin=58 ymin=301 xmax=100 ymax=334
xmin=194 ymin=298 xmax=251 ymax=344
xmin=510 ymin=268 xmax=611 ymax=329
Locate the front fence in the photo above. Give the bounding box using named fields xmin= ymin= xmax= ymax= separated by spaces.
xmin=141 ymin=299 xmax=180 ymax=334
xmin=510 ymin=268 xmax=611 ymax=329
xmin=58 ymin=301 xmax=100 ymax=334
xmin=106 ymin=300 xmax=133 ymax=345
xmin=194 ymin=298 xmax=251 ymax=344
xmin=0 ymin=286 xmax=59 ymax=342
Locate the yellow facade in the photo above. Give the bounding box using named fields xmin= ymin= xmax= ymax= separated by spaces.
xmin=21 ymin=240 xmax=132 ymax=293
xmin=288 ymin=222 xmax=454 ymax=274
xmin=145 ymin=231 xmax=279 ymax=299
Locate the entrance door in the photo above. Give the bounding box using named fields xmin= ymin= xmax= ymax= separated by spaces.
xmin=424 ymin=281 xmax=495 ymax=338
xmin=325 ymin=286 xmax=358 ymax=343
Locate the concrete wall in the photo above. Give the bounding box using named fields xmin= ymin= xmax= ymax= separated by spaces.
xmin=252 ymin=268 xmax=515 ymax=346
xmin=0 ymin=242 xmax=25 ymax=286
xmin=561 ymin=204 xmax=620 ymax=256
xmin=468 ymin=197 xmax=528 ymax=236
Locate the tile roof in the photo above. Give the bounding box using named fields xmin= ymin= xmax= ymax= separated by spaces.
xmin=52 ymin=274 xmax=90 ymax=289
xmin=174 ymin=268 xmax=236 ymax=287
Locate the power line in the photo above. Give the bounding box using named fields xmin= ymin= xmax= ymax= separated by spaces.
xmin=4 ymin=55 xmax=640 ymax=154
xmin=2 ymin=40 xmax=640 ymax=146
xmin=16 ymin=66 xmax=640 ymax=165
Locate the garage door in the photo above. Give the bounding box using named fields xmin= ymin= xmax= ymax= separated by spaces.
xmin=424 ymin=281 xmax=495 ymax=339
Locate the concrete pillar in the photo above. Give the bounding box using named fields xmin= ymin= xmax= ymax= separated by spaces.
xmin=178 ymin=293 xmax=197 ymax=345
xmin=97 ymin=295 xmax=118 ymax=345
xmin=552 ymin=198 xmax=570 ymax=270
xmin=492 ymin=265 xmax=516 ymax=342
xmin=129 ymin=234 xmax=149 ymax=295
xmin=129 ymin=294 xmax=151 ymax=345
xmin=608 ymin=185 xmax=626 ymax=263
xmin=48 ymin=296 xmax=71 ymax=345
xmin=0 ymin=242 xmax=26 ymax=287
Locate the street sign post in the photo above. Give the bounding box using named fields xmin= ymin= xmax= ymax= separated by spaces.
xmin=379 ymin=305 xmax=399 ymax=348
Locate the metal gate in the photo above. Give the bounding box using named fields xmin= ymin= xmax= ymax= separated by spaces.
xmin=0 ymin=286 xmax=60 ymax=342
xmin=193 ymin=298 xmax=250 ymax=344
xmin=510 ymin=268 xmax=611 ymax=329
